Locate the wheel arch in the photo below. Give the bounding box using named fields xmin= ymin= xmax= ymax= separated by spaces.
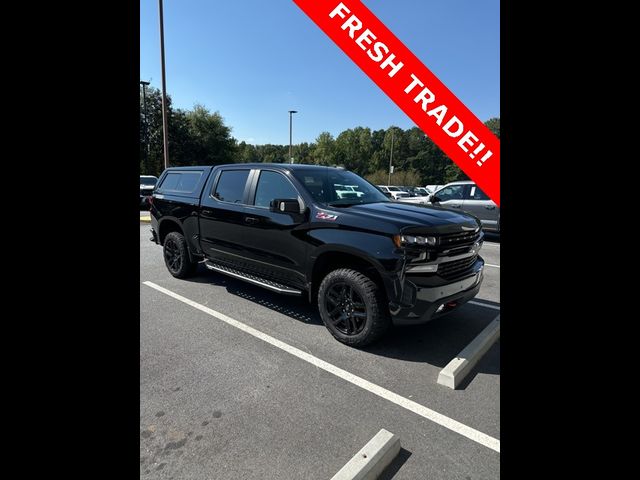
xmin=308 ymin=247 xmax=391 ymax=304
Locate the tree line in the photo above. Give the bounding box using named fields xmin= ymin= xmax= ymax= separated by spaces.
xmin=140 ymin=85 xmax=499 ymax=186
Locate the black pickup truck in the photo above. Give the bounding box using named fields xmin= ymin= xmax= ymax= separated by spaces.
xmin=149 ymin=164 xmax=485 ymax=346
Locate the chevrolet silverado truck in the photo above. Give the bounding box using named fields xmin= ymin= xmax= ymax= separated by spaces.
xmin=149 ymin=164 xmax=485 ymax=346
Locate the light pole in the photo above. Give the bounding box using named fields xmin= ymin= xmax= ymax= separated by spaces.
xmin=388 ymin=128 xmax=395 ymax=185
xmin=158 ymin=0 xmax=169 ymax=169
xmin=140 ymin=81 xmax=150 ymax=174
xmin=289 ymin=110 xmax=298 ymax=164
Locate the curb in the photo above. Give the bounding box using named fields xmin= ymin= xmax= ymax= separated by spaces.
xmin=330 ymin=429 xmax=400 ymax=480
xmin=437 ymin=315 xmax=500 ymax=389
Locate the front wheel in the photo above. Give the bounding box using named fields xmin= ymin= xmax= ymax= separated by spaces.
xmin=163 ymin=231 xmax=197 ymax=278
xmin=317 ymin=268 xmax=390 ymax=347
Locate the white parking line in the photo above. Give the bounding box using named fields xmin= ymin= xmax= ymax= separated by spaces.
xmin=469 ymin=300 xmax=500 ymax=311
xmin=485 ymin=264 xmax=500 ymax=268
xmin=143 ymin=281 xmax=500 ymax=453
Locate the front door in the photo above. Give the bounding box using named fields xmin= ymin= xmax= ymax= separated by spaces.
xmin=432 ymin=184 xmax=469 ymax=210
xmin=238 ymin=169 xmax=309 ymax=289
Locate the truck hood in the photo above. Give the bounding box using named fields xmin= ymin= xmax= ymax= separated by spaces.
xmin=323 ymin=201 xmax=480 ymax=235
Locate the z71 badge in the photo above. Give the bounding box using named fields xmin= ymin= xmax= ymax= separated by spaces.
xmin=316 ymin=211 xmax=338 ymax=221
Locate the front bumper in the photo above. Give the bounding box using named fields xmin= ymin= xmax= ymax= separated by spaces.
xmin=389 ymin=257 xmax=484 ymax=326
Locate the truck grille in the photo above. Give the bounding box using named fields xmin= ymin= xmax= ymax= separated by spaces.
xmin=438 ymin=254 xmax=478 ymax=280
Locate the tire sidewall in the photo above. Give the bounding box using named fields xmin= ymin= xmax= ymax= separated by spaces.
xmin=317 ymin=269 xmax=381 ymax=346
xmin=163 ymin=232 xmax=194 ymax=278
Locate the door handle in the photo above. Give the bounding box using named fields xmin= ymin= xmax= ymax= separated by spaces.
xmin=450 ymin=204 xmax=461 ymax=208
xmin=485 ymin=205 xmax=496 ymax=210
xmin=201 ymin=209 xmax=213 ymax=216
xmin=244 ymin=216 xmax=259 ymax=224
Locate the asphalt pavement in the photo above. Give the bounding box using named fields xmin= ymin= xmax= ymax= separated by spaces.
xmin=140 ymin=224 xmax=500 ymax=479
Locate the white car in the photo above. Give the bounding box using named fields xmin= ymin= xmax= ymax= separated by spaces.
xmin=376 ymin=185 xmax=407 ymax=200
xmin=394 ymin=191 xmax=430 ymax=205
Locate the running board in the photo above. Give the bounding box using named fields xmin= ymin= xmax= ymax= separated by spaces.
xmin=204 ymin=261 xmax=303 ymax=296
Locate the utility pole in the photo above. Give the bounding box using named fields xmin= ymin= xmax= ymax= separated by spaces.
xmin=288 ymin=110 xmax=298 ymax=164
xmin=158 ymin=0 xmax=169 ymax=169
xmin=388 ymin=128 xmax=395 ymax=185
xmin=140 ymin=81 xmax=150 ymax=174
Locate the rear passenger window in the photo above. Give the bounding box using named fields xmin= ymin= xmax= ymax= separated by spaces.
xmin=469 ymin=185 xmax=490 ymax=200
xmin=253 ymin=171 xmax=299 ymax=207
xmin=159 ymin=173 xmax=180 ymax=191
xmin=213 ymin=170 xmax=250 ymax=203
xmin=158 ymin=171 xmax=203 ymax=193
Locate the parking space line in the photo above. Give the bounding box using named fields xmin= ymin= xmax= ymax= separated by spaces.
xmin=143 ymin=281 xmax=500 ymax=453
xmin=485 ymin=263 xmax=500 ymax=268
xmin=468 ymin=300 xmax=500 ymax=311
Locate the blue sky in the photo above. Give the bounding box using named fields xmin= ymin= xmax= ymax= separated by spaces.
xmin=140 ymin=0 xmax=499 ymax=145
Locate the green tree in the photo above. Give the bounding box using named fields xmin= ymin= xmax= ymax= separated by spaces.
xmin=185 ymin=104 xmax=237 ymax=166
xmin=485 ymin=117 xmax=500 ymax=138
xmin=312 ymin=132 xmax=336 ymax=165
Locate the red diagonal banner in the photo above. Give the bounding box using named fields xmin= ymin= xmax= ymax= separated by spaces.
xmin=293 ymin=0 xmax=500 ymax=206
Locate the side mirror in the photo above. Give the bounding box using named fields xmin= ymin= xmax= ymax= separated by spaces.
xmin=270 ymin=198 xmax=300 ymax=213
xmin=430 ymin=195 xmax=441 ymax=203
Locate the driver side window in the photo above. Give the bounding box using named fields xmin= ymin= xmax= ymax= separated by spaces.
xmin=435 ymin=185 xmax=466 ymax=202
xmin=253 ymin=170 xmax=299 ymax=208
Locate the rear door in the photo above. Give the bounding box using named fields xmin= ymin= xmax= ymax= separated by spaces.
xmin=462 ymin=184 xmax=499 ymax=230
xmin=198 ymin=168 xmax=254 ymax=266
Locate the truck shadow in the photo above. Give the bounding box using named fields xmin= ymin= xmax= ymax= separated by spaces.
xmin=185 ymin=265 xmax=500 ymax=383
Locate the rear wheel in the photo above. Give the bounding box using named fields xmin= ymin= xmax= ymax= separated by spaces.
xmin=163 ymin=231 xmax=197 ymax=278
xmin=317 ymin=268 xmax=390 ymax=347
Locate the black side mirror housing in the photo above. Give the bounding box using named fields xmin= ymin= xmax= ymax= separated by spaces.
xmin=430 ymin=195 xmax=440 ymax=203
xmin=270 ymin=198 xmax=300 ymax=213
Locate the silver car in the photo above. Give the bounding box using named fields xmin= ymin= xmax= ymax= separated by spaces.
xmin=429 ymin=181 xmax=500 ymax=233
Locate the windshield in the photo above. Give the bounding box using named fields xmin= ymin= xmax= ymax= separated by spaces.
xmin=140 ymin=177 xmax=157 ymax=186
xmin=387 ymin=186 xmax=401 ymax=191
xmin=292 ymin=168 xmax=390 ymax=206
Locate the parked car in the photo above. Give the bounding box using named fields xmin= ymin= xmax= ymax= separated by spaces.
xmin=429 ymin=181 xmax=500 ymax=233
xmin=140 ymin=175 xmax=158 ymax=207
xmin=410 ymin=186 xmax=432 ymax=196
xmin=150 ymin=164 xmax=485 ymax=346
xmin=395 ymin=189 xmax=430 ymax=205
xmin=425 ymin=185 xmax=442 ymax=194
xmin=376 ymin=185 xmax=408 ymax=200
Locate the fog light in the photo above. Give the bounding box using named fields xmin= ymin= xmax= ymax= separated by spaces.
xmin=436 ymin=304 xmax=445 ymax=313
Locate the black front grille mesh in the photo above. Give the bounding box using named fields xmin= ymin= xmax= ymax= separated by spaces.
xmin=438 ymin=254 xmax=478 ymax=280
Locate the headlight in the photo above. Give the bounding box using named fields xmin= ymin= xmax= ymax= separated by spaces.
xmin=393 ymin=234 xmax=437 ymax=247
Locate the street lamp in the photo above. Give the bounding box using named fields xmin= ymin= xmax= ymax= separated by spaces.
xmin=158 ymin=0 xmax=169 ymax=169
xmin=388 ymin=127 xmax=395 ymax=185
xmin=140 ymin=81 xmax=150 ymax=174
xmin=289 ymin=110 xmax=298 ymax=164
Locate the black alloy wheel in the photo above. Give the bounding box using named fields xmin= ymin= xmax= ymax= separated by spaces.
xmin=324 ymin=282 xmax=367 ymax=335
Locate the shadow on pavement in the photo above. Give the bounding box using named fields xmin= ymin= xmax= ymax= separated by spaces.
xmin=379 ymin=448 xmax=412 ymax=480
xmin=184 ymin=264 xmax=500 ymax=379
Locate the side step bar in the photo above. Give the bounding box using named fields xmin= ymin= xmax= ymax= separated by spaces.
xmin=204 ymin=261 xmax=303 ymax=296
